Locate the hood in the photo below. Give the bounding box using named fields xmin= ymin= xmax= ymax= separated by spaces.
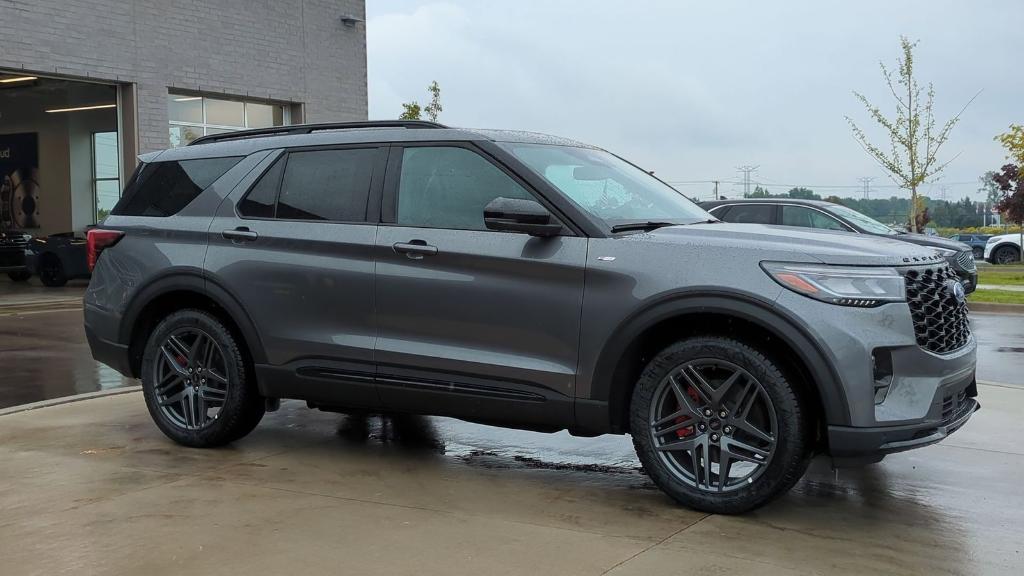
xmin=890 ymin=232 xmax=970 ymax=252
xmin=631 ymin=223 xmax=945 ymax=267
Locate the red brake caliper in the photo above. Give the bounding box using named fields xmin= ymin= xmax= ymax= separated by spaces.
xmin=674 ymin=386 xmax=703 ymax=438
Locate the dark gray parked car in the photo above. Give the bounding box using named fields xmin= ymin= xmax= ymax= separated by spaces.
xmin=700 ymin=198 xmax=979 ymax=293
xmin=86 ymin=121 xmax=978 ymax=513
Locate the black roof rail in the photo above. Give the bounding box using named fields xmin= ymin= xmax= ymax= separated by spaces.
xmin=187 ymin=120 xmax=447 ymax=146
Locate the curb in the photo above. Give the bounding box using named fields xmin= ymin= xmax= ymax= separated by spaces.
xmin=969 ymin=302 xmax=1024 ymax=315
xmin=0 ymin=386 xmax=141 ymax=417
xmin=0 ymin=300 xmax=84 ymax=315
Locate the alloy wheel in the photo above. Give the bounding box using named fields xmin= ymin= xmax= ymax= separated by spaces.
xmin=152 ymin=328 xmax=230 ymax=430
xmin=648 ymin=359 xmax=778 ymax=492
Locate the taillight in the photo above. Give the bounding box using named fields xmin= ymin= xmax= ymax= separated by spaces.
xmin=86 ymin=229 xmax=125 ymax=271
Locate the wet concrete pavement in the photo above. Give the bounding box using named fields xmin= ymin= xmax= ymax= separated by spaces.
xmin=1 ymin=385 xmax=1023 ymax=575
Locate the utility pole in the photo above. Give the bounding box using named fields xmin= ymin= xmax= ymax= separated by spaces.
xmin=736 ymin=165 xmax=759 ymax=197
xmin=713 ymin=180 xmax=720 ymax=200
xmin=858 ymin=176 xmax=874 ymax=200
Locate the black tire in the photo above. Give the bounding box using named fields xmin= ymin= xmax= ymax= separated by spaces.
xmin=38 ymin=254 xmax=67 ymax=287
xmin=7 ymin=270 xmax=30 ymax=282
xmin=993 ymin=245 xmax=1021 ymax=265
xmin=630 ymin=336 xmax=812 ymax=514
xmin=141 ymin=309 xmax=265 ymax=447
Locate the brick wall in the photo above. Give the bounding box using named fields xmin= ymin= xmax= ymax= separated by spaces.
xmin=0 ymin=0 xmax=367 ymax=153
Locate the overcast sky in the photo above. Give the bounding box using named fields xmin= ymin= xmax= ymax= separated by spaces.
xmin=367 ymin=1 xmax=1023 ymax=201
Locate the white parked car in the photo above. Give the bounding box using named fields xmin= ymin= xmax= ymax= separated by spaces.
xmin=984 ymin=233 xmax=1023 ymax=265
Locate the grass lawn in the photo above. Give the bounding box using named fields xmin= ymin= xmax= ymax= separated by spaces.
xmin=968 ymin=288 xmax=1024 ymax=305
xmin=977 ymin=264 xmax=1024 ymax=287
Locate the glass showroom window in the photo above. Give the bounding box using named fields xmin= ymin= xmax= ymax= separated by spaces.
xmin=93 ymin=132 xmax=120 ymax=222
xmin=168 ymin=94 xmax=289 ymax=147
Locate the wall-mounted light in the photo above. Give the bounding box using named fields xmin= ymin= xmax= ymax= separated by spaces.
xmin=173 ymin=96 xmax=202 ymax=102
xmin=340 ymin=15 xmax=363 ymax=27
xmin=45 ymin=103 xmax=117 ymax=113
xmin=0 ymin=76 xmax=38 ymax=84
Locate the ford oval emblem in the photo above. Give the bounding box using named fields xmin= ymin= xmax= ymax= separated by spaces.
xmin=946 ymin=279 xmax=966 ymax=304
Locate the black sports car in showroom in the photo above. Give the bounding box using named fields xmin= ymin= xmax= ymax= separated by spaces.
xmin=27 ymin=232 xmax=91 ymax=287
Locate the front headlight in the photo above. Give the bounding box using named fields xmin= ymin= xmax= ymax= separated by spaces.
xmin=932 ymin=247 xmax=957 ymax=257
xmin=761 ymin=262 xmax=905 ymax=307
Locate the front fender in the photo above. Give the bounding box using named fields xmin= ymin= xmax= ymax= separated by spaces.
xmin=576 ymin=290 xmax=850 ymax=434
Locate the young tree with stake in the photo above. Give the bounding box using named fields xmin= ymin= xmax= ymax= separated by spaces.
xmin=846 ymin=37 xmax=978 ymax=232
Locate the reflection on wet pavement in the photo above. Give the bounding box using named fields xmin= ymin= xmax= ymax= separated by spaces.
xmin=0 ymin=308 xmax=134 ymax=409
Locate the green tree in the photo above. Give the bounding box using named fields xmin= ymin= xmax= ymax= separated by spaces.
xmin=824 ymin=195 xmax=844 ymax=204
xmin=786 ymin=187 xmax=819 ymax=200
xmin=748 ymin=185 xmax=770 ymax=198
xmin=399 ymin=102 xmax=422 ymax=120
xmin=846 ymin=36 xmax=978 ymax=232
xmin=399 ymin=81 xmax=443 ymax=122
xmin=995 ymin=125 xmax=1024 ymax=166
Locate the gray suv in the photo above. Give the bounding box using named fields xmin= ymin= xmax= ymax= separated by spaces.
xmin=85 ymin=121 xmax=978 ymax=513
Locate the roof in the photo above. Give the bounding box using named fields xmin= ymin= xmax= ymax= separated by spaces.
xmin=700 ymin=198 xmax=836 ymax=209
xmin=147 ymin=121 xmax=596 ymax=162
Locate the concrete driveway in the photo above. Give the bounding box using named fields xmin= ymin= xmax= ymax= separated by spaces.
xmin=1 ymin=383 xmax=1022 ymax=575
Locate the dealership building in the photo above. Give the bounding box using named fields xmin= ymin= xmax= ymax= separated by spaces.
xmin=0 ymin=0 xmax=367 ymax=237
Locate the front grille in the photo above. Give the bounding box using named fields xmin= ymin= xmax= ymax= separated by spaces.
xmin=954 ymin=250 xmax=976 ymax=271
xmin=903 ymin=265 xmax=971 ymax=354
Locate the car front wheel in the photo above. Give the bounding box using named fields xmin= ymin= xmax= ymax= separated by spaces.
xmin=631 ymin=336 xmax=811 ymax=514
xmin=141 ymin=309 xmax=265 ymax=447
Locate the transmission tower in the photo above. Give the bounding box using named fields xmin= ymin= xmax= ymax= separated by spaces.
xmin=939 ymin=185 xmax=949 ymax=201
xmin=736 ymin=165 xmax=759 ymax=197
xmin=858 ymin=177 xmax=875 ymax=200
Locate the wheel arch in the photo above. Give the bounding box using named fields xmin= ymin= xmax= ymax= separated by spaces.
xmin=586 ymin=292 xmax=850 ymax=440
xmin=991 ymin=241 xmax=1022 ymax=261
xmin=120 ymin=272 xmax=267 ymax=378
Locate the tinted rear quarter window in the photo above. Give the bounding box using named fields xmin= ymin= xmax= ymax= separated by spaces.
xmin=113 ymin=157 xmax=241 ymax=216
xmin=238 ymin=159 xmax=284 ymax=218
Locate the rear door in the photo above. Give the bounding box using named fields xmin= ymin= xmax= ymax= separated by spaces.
xmin=205 ymin=145 xmax=386 ymax=408
xmin=372 ymin=143 xmax=587 ymax=428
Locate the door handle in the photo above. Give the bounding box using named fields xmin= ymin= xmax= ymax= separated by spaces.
xmin=222 ymin=227 xmax=259 ymax=242
xmin=393 ymin=240 xmax=438 ymax=259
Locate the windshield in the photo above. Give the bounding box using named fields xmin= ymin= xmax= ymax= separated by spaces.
xmin=823 ymin=204 xmax=897 ymax=235
xmin=499 ymin=143 xmax=712 ymax=229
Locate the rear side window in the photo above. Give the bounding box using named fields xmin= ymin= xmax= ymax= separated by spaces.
xmin=724 ymin=204 xmax=774 ymax=224
xmin=113 ymin=157 xmax=241 ymax=216
xmin=237 ymin=148 xmax=377 ymax=222
xmin=276 ymin=149 xmax=376 ymax=221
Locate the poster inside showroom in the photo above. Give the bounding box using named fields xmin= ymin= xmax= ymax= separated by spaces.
xmin=0 ymin=132 xmax=41 ymax=230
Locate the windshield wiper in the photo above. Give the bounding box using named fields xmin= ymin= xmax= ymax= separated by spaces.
xmin=610 ymin=221 xmax=678 ymax=233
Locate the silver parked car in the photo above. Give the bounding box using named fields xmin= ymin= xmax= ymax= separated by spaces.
xmin=85 ymin=121 xmax=978 ymax=513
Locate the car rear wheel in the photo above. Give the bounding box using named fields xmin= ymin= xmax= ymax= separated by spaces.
xmin=141 ymin=309 xmax=265 ymax=447
xmin=38 ymin=254 xmax=67 ymax=287
xmin=993 ymin=245 xmax=1021 ymax=265
xmin=630 ymin=336 xmax=811 ymax=514
xmin=7 ymin=271 xmax=30 ymax=282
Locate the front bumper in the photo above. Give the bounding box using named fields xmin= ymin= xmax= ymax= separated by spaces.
xmin=0 ymin=247 xmax=28 ymax=272
xmin=828 ymin=376 xmax=978 ymax=464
